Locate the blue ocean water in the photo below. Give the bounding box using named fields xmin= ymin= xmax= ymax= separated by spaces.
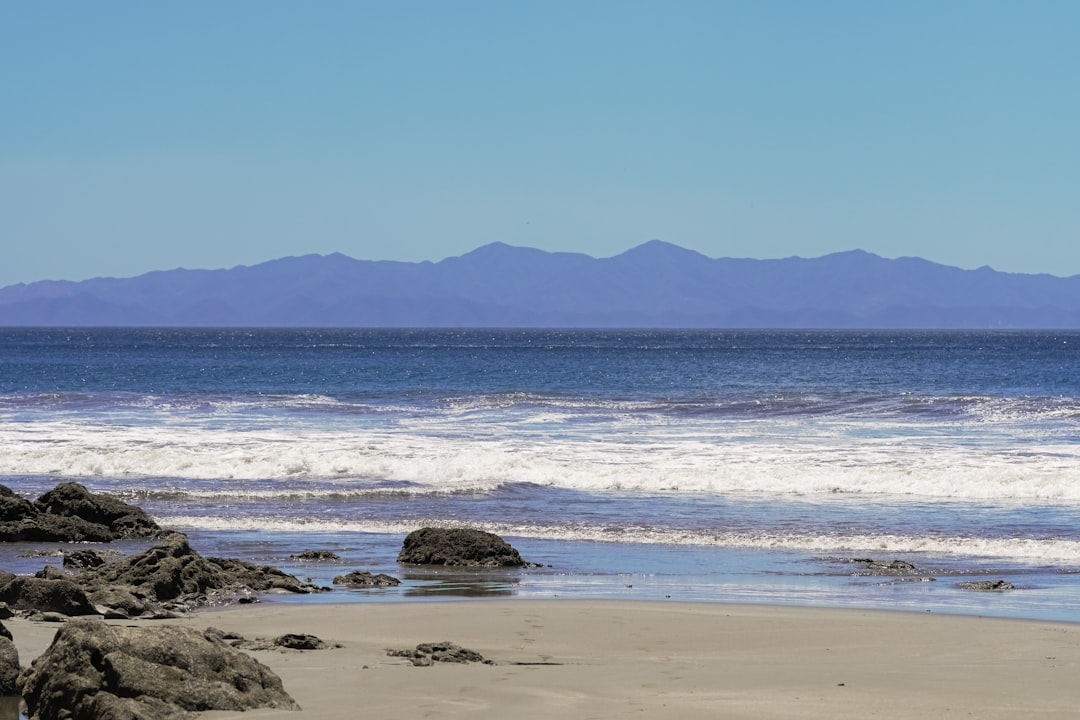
xmin=2 ymin=328 xmax=1079 ymax=620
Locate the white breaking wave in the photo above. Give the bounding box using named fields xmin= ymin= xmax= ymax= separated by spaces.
xmin=3 ymin=417 xmax=1080 ymax=502
xmin=157 ymin=514 xmax=1080 ymax=564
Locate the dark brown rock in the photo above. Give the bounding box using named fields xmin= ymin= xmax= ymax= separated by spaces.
xmin=332 ymin=570 xmax=401 ymax=587
xmin=34 ymin=566 xmax=68 ymax=581
xmin=77 ymin=532 xmax=322 ymax=613
xmin=33 ymin=482 xmax=160 ymax=538
xmin=397 ymin=527 xmax=535 ymax=568
xmin=0 ymin=577 xmax=98 ymax=616
xmin=0 ymin=636 xmax=19 ymax=696
xmin=64 ymin=548 xmax=115 ymax=570
xmin=0 ymin=485 xmax=35 ymax=522
xmin=387 ymin=641 xmax=493 ymax=666
xmin=221 ymin=631 xmax=338 ymax=653
xmin=273 ymin=634 xmax=327 ymax=650
xmin=85 ymin=585 xmax=155 ymax=619
xmin=18 ymin=619 xmax=300 ymax=720
xmin=0 ymin=482 xmax=161 ymax=542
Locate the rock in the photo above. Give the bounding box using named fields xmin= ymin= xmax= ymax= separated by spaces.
xmin=397 ymin=527 xmax=536 ymax=568
xmin=0 ymin=485 xmax=36 ymax=522
xmin=16 ymin=549 xmax=63 ymax=558
xmin=77 ymin=532 xmax=322 ymax=613
xmin=332 ymin=570 xmax=401 ymax=587
xmin=387 ymin=641 xmax=493 ymax=666
xmin=33 ymin=482 xmax=160 ymax=538
xmin=227 ymin=632 xmax=338 ymax=653
xmin=274 ymin=634 xmax=327 ymax=650
xmin=0 ymin=482 xmax=161 ymax=542
xmin=64 ymin=548 xmax=116 ymax=570
xmin=34 ymin=566 xmax=68 ymax=581
xmin=847 ymin=558 xmax=923 ymax=575
xmin=0 ymin=620 xmax=10 ymax=642
xmin=1 ymin=511 xmax=118 ymax=543
xmin=18 ymin=619 xmax=300 ymax=720
xmin=86 ymin=585 xmax=156 ymax=619
xmin=289 ymin=549 xmax=341 ymax=561
xmin=0 ymin=636 xmax=19 ymax=696
xmin=0 ymin=577 xmax=98 ymax=616
xmin=956 ymin=579 xmax=1016 ymax=591
xmin=204 ymin=627 xmax=245 ymax=643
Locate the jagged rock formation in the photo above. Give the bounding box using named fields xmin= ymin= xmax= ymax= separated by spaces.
xmin=18 ymin=619 xmax=300 ymax=719
xmin=0 ymin=482 xmax=160 ymax=542
xmin=0 ymin=621 xmax=19 ymax=696
xmin=77 ymin=532 xmax=325 ymax=615
xmin=0 ymin=532 xmax=324 ymax=618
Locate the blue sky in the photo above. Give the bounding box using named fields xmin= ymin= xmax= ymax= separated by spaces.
xmin=3 ymin=1 xmax=1078 ymax=287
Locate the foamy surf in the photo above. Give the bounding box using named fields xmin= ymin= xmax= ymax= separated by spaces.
xmin=3 ymin=419 xmax=1079 ymax=501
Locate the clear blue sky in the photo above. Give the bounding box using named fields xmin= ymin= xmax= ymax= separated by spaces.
xmin=3 ymin=1 xmax=1078 ymax=286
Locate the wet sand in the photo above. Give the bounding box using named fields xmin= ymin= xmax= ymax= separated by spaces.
xmin=9 ymin=600 xmax=1080 ymax=719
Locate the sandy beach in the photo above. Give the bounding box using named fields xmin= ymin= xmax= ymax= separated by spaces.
xmin=8 ymin=600 xmax=1079 ymax=719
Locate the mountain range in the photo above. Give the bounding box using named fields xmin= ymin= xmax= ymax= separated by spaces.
xmin=2 ymin=240 xmax=1079 ymax=328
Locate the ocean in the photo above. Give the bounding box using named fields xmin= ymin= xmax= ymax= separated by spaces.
xmin=2 ymin=328 xmax=1079 ymax=621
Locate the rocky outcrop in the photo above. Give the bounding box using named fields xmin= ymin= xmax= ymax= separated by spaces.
xmin=397 ymin=528 xmax=536 ymax=568
xmin=332 ymin=570 xmax=401 ymax=587
xmin=387 ymin=641 xmax=493 ymax=666
xmin=18 ymin=619 xmax=300 ymax=719
xmin=0 ymin=635 xmax=19 ymax=696
xmin=0 ymin=577 xmax=98 ymax=616
xmin=0 ymin=482 xmax=161 ymax=542
xmin=0 ymin=621 xmax=19 ymax=696
xmin=0 ymin=533 xmax=323 ymax=618
xmin=77 ymin=532 xmax=324 ymax=614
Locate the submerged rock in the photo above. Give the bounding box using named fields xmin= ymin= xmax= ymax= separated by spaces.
xmin=839 ymin=558 xmax=926 ymax=576
xmin=956 ymin=579 xmax=1016 ymax=591
xmin=289 ymin=549 xmax=341 ymax=561
xmin=397 ymin=527 xmax=536 ymax=568
xmin=18 ymin=619 xmax=300 ymax=720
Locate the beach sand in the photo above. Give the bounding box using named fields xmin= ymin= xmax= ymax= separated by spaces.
xmin=8 ymin=600 xmax=1079 ymax=719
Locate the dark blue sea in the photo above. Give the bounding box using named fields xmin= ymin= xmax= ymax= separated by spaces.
xmin=2 ymin=328 xmax=1080 ymax=621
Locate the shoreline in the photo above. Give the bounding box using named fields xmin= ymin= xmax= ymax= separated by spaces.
xmin=9 ymin=598 xmax=1080 ymax=719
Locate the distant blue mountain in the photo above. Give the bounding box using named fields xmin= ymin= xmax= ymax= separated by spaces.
xmin=2 ymin=241 xmax=1079 ymax=328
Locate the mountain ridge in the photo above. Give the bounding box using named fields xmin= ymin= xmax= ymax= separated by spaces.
xmin=2 ymin=241 xmax=1079 ymax=328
